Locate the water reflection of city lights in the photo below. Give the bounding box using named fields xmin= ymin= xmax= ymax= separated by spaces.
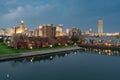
xmin=50 ymin=56 xmax=53 ymax=59
xmin=94 ymin=49 xmax=98 ymax=52
xmin=30 ymin=57 xmax=34 ymax=62
xmin=65 ymin=54 xmax=68 ymax=56
xmin=116 ymin=51 xmax=119 ymax=54
xmin=108 ymin=53 xmax=111 ymax=56
xmin=82 ymin=48 xmax=120 ymax=56
xmin=82 ymin=48 xmax=87 ymax=51
xmin=98 ymin=51 xmax=101 ymax=54
xmin=74 ymin=51 xmax=77 ymax=54
xmin=96 ymin=49 xmax=98 ymax=52
xmin=7 ymin=74 xmax=10 ymax=78
xmin=104 ymin=50 xmax=111 ymax=54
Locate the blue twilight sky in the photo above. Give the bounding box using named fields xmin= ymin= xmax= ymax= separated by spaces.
xmin=0 ymin=0 xmax=120 ymax=33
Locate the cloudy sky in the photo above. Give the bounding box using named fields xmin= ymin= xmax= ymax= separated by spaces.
xmin=0 ymin=0 xmax=120 ymax=33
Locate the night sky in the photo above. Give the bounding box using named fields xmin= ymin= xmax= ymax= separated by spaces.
xmin=0 ymin=0 xmax=120 ymax=33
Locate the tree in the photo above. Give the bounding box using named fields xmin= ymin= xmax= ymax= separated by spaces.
xmin=70 ymin=35 xmax=79 ymax=43
xmin=11 ymin=33 xmax=28 ymax=49
xmin=0 ymin=37 xmax=4 ymax=42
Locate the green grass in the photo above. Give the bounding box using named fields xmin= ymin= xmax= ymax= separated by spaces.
xmin=0 ymin=43 xmax=33 ymax=55
xmin=0 ymin=43 xmax=16 ymax=55
xmin=0 ymin=43 xmax=77 ymax=55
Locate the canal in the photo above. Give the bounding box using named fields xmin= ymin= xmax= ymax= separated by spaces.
xmin=0 ymin=50 xmax=120 ymax=80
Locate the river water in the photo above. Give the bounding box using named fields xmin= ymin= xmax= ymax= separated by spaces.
xmin=0 ymin=50 xmax=120 ymax=80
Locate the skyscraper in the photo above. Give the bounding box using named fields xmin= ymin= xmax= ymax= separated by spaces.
xmin=67 ymin=28 xmax=81 ymax=37
xmin=15 ymin=20 xmax=27 ymax=34
xmin=56 ymin=24 xmax=63 ymax=37
xmin=36 ymin=24 xmax=56 ymax=38
xmin=98 ymin=20 xmax=103 ymax=34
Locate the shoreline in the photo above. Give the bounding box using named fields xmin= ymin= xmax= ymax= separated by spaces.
xmin=0 ymin=46 xmax=81 ymax=61
xmin=78 ymin=44 xmax=120 ymax=51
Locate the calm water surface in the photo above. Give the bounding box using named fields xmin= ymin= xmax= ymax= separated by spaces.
xmin=0 ymin=50 xmax=120 ymax=80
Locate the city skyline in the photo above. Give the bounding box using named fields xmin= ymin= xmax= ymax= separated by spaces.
xmin=0 ymin=0 xmax=120 ymax=33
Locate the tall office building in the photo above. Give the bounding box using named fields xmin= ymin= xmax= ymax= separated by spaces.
xmin=98 ymin=20 xmax=103 ymax=34
xmin=66 ymin=28 xmax=81 ymax=37
xmin=36 ymin=24 xmax=56 ymax=38
xmin=15 ymin=20 xmax=27 ymax=34
xmin=56 ymin=24 xmax=63 ymax=33
xmin=56 ymin=24 xmax=63 ymax=37
xmin=66 ymin=28 xmax=70 ymax=36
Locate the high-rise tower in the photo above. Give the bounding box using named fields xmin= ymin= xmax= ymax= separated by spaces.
xmin=15 ymin=20 xmax=27 ymax=34
xmin=36 ymin=24 xmax=56 ymax=38
xmin=98 ymin=20 xmax=103 ymax=34
xmin=20 ymin=20 xmax=25 ymax=29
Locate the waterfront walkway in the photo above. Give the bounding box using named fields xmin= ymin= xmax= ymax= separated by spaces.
xmin=0 ymin=46 xmax=80 ymax=61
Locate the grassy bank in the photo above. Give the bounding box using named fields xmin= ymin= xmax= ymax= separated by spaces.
xmin=0 ymin=43 xmax=28 ymax=55
xmin=0 ymin=43 xmax=77 ymax=55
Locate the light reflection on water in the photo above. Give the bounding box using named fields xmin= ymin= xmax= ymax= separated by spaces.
xmin=6 ymin=49 xmax=120 ymax=67
xmin=81 ymin=48 xmax=120 ymax=56
xmin=0 ymin=50 xmax=120 ymax=80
